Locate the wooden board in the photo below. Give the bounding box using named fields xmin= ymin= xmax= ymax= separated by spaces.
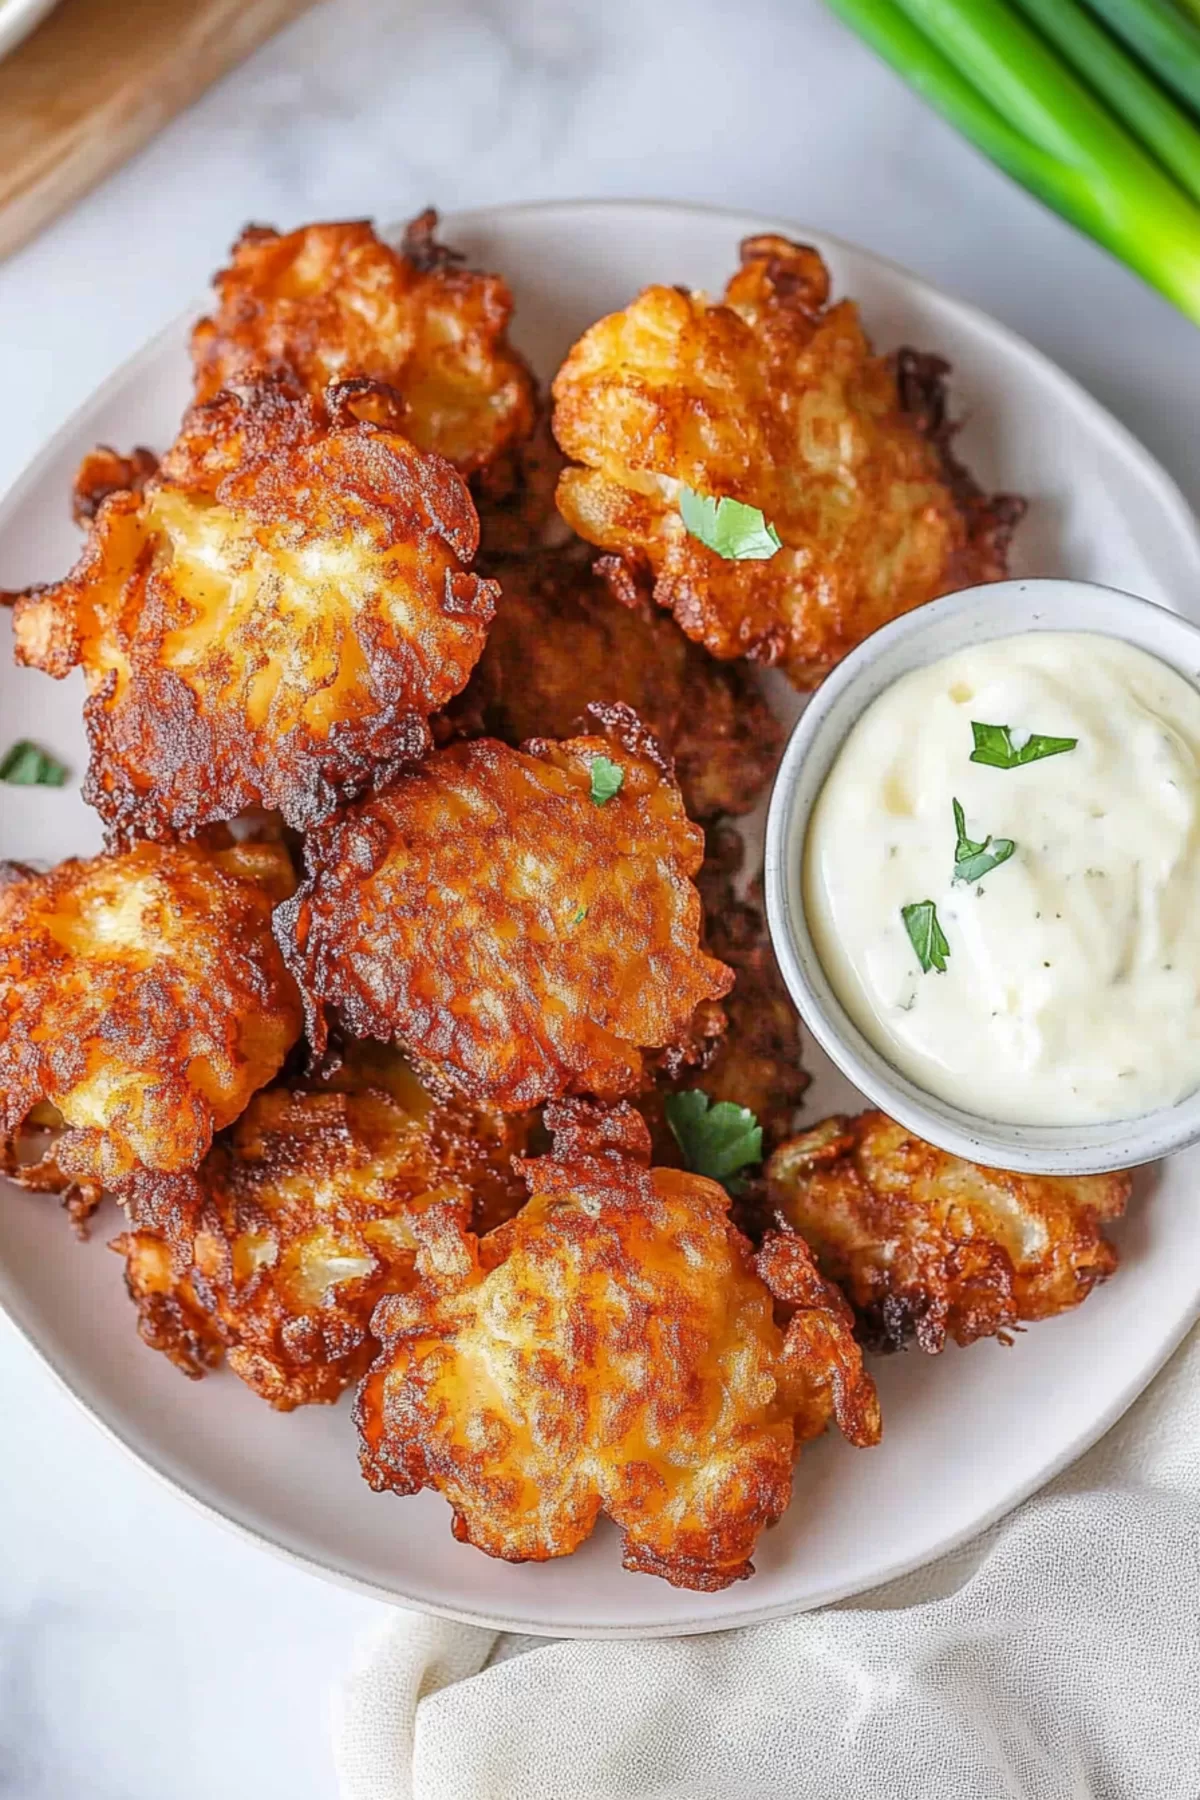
xmin=0 ymin=0 xmax=315 ymax=262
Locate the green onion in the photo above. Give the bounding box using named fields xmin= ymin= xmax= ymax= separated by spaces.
xmin=1084 ymin=0 xmax=1200 ymax=118
xmin=1016 ymin=0 xmax=1200 ymax=204
xmin=825 ymin=0 xmax=1200 ymax=322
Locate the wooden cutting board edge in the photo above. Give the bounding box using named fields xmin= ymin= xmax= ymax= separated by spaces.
xmin=0 ymin=0 xmax=317 ymax=262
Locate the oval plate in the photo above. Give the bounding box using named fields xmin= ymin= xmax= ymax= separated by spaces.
xmin=2 ymin=201 xmax=1199 ymax=1639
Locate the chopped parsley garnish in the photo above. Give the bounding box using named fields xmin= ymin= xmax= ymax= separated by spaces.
xmin=969 ymin=721 xmax=1077 ymax=769
xmin=589 ymin=756 xmax=624 ymax=806
xmin=571 ymin=905 xmax=588 ymax=926
xmin=678 ymin=487 xmax=781 ymax=561
xmin=951 ymin=797 xmax=1015 ymax=885
xmin=902 ymin=899 xmax=950 ymax=973
xmin=0 ymin=741 xmax=68 ymax=787
xmin=664 ymin=1089 xmax=763 ymax=1190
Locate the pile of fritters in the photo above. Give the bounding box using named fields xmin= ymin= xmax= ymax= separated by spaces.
xmin=0 ymin=210 xmax=1127 ymax=1591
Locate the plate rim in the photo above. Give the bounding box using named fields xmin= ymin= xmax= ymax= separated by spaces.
xmin=0 ymin=0 xmax=58 ymax=63
xmin=2 ymin=196 xmax=1199 ymax=1639
xmin=5 ymin=1257 xmax=1198 ymax=1641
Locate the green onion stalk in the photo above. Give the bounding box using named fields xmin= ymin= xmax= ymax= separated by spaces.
xmin=824 ymin=0 xmax=1200 ymax=324
xmin=1087 ymin=0 xmax=1200 ymax=115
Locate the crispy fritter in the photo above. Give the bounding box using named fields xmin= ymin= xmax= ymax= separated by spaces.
xmin=12 ymin=377 xmax=498 ymax=840
xmin=115 ymin=1042 xmax=535 ymax=1406
xmin=641 ymin=829 xmax=806 ymax=1168
xmin=356 ymin=1100 xmax=879 ymax=1588
xmin=0 ymin=840 xmax=302 ymax=1187
xmin=695 ymin=827 xmax=806 ymax=1142
xmin=279 ymin=712 xmax=733 ymax=1110
xmin=766 ymin=1112 xmax=1129 ymax=1352
xmin=0 ymin=1107 xmax=104 ymax=1235
xmin=444 ymin=552 xmax=782 ymax=821
xmin=552 ymin=235 xmax=1023 ymax=688
xmin=473 ymin=406 xmax=569 ymax=559
xmin=111 ymin=1230 xmax=226 ymax=1379
xmin=71 ymin=445 xmax=157 ymax=525
xmin=891 ymin=348 xmax=1026 ymax=586
xmin=190 ymin=211 xmax=536 ymax=483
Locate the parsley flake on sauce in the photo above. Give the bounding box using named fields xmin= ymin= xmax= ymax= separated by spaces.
xmin=678 ymin=488 xmax=781 ymax=561
xmin=902 ymin=899 xmax=950 ymax=974
xmin=969 ymin=721 xmax=1077 ymax=769
xmin=0 ymin=741 xmax=68 ymax=787
xmin=589 ymin=756 xmax=624 ymax=806
xmin=951 ymin=797 xmax=1015 ymax=885
xmin=664 ymin=1089 xmax=763 ymax=1190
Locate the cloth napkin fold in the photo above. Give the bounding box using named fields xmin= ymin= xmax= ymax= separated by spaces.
xmin=334 ymin=1323 xmax=1200 ymax=1800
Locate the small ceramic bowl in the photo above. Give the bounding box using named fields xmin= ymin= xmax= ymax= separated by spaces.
xmin=764 ymin=577 xmax=1200 ymax=1176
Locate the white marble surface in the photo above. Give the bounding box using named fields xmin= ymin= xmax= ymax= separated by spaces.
xmin=0 ymin=2 xmax=1197 ymax=1795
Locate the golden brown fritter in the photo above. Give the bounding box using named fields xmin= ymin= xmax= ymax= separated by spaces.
xmin=891 ymin=348 xmax=1026 ymax=588
xmin=12 ymin=377 xmax=498 ymax=841
xmin=473 ymin=406 xmax=569 ymax=559
xmin=0 ymin=1107 xmax=105 ymax=1235
xmin=190 ymin=211 xmax=536 ymax=483
xmin=766 ymin=1112 xmax=1129 ymax=1352
xmin=695 ymin=827 xmax=806 ymax=1143
xmin=279 ymin=712 xmax=733 ymax=1110
xmin=356 ymin=1100 xmax=879 ymax=1589
xmin=553 ymin=235 xmax=1023 ymax=688
xmin=698 ymin=956 xmax=803 ymax=1150
xmin=111 ymin=1229 xmax=226 ymax=1379
xmin=115 ymin=1041 xmax=535 ymax=1406
xmin=0 ymin=840 xmax=302 ymax=1187
xmin=444 ymin=552 xmax=782 ymax=822
xmin=71 ymin=445 xmax=157 ymax=525
xmin=640 ymin=829 xmax=806 ymax=1170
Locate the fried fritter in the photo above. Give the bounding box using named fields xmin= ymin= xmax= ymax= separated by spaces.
xmin=12 ymin=377 xmax=498 ymax=840
xmin=695 ymin=827 xmax=806 ymax=1142
xmin=279 ymin=712 xmax=733 ymax=1110
xmin=0 ymin=840 xmax=302 ymax=1187
xmin=766 ymin=1112 xmax=1129 ymax=1352
xmin=356 ymin=1100 xmax=879 ymax=1588
xmin=115 ymin=1041 xmax=535 ymax=1406
xmin=472 ymin=405 xmax=569 ymax=559
xmin=71 ymin=444 xmax=157 ymax=525
xmin=111 ymin=1230 xmax=226 ymax=1379
xmin=891 ymin=348 xmax=1026 ymax=587
xmin=552 ymin=235 xmax=1023 ymax=688
xmin=444 ymin=552 xmax=782 ymax=820
xmin=0 ymin=1107 xmax=104 ymax=1235
xmin=640 ymin=829 xmax=806 ymax=1169
xmin=190 ymin=211 xmax=536 ymax=484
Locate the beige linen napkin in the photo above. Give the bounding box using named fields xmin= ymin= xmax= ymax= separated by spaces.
xmin=334 ymin=1322 xmax=1200 ymax=1800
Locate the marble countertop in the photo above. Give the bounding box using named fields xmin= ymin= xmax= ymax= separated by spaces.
xmin=0 ymin=2 xmax=1197 ymax=1795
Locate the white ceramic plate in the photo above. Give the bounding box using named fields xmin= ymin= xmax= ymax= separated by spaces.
xmin=2 ymin=202 xmax=1199 ymax=1640
xmin=0 ymin=0 xmax=57 ymax=61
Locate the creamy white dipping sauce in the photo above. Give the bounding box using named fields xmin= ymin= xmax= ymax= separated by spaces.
xmin=804 ymin=631 xmax=1200 ymax=1126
